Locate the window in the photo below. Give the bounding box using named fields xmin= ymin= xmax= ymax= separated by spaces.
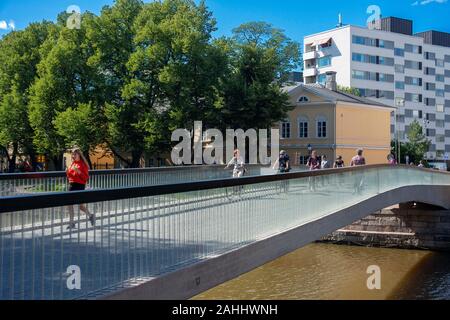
xmin=394 ymin=48 xmax=405 ymax=57
xmin=352 ymin=35 xmax=366 ymax=45
xmin=378 ymin=90 xmax=394 ymax=100
xmin=436 ymin=89 xmax=445 ymax=97
xmin=357 ymin=88 xmax=377 ymax=98
xmin=436 ymin=74 xmax=445 ymax=82
xmin=437 ymin=104 xmax=444 ymax=112
xmin=405 ymin=76 xmax=422 ymax=86
xmin=317 ymin=73 xmax=327 ymax=84
xmin=298 ymin=117 xmax=309 ymax=138
xmin=298 ymin=155 xmax=308 ymax=165
xmin=378 ymin=39 xmax=394 ymax=49
xmin=405 ymin=44 xmax=422 ymax=54
xmin=281 ymin=121 xmax=291 ymax=139
xmin=413 ymin=110 xmax=423 ymax=119
xmin=426 ymin=83 xmax=436 ymax=91
xmin=396 ymin=81 xmax=405 ymax=90
xmin=352 ymin=70 xmax=366 ymax=80
xmin=436 ymin=120 xmax=445 ymax=128
xmin=395 ymin=64 xmax=405 ymax=73
xmin=298 ymin=96 xmax=310 ymax=103
xmin=425 ymin=52 xmax=436 ymax=60
xmin=436 ymin=59 xmax=445 ymax=68
xmin=436 ymin=135 xmax=445 ymax=143
xmin=352 ymin=52 xmax=365 ymax=63
xmin=316 ymin=117 xmax=327 ymax=138
xmin=425 ymin=98 xmax=436 ymax=106
xmin=379 ymin=73 xmax=394 ymax=82
xmin=405 ymin=60 xmax=422 ymax=70
xmin=378 ymin=56 xmax=394 ymax=66
xmin=352 ymin=70 xmax=376 ymax=81
xmin=405 ymin=93 xmax=422 ymax=103
xmin=318 ymin=56 xmax=331 ymax=68
xmin=425 ymin=67 xmax=436 ymax=75
xmin=352 ymin=53 xmax=376 ymax=64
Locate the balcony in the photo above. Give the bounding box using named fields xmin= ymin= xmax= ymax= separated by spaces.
xmin=303 ymin=67 xmax=318 ymax=77
xmin=303 ymin=50 xmax=318 ymax=61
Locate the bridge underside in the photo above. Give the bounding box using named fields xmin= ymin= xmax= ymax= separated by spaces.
xmin=104 ymin=185 xmax=450 ymax=300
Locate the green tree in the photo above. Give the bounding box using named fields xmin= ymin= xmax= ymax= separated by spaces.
xmin=215 ymin=21 xmax=301 ymax=131
xmin=0 ymin=22 xmax=55 ymax=171
xmin=120 ymin=0 xmax=225 ymax=166
xmin=28 ymin=12 xmax=103 ymax=169
xmin=404 ymin=120 xmax=431 ymax=163
xmin=337 ymin=85 xmax=361 ymax=97
xmin=87 ymin=0 xmax=145 ymax=167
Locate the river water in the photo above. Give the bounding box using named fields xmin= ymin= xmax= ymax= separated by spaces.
xmin=193 ymin=243 xmax=450 ymax=300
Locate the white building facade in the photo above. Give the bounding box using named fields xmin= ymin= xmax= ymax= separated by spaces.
xmin=303 ymin=17 xmax=450 ymax=161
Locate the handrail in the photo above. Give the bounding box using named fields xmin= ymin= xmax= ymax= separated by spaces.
xmin=1 ymin=164 xmax=448 ymax=214
xmin=0 ymin=164 xmax=263 ymax=180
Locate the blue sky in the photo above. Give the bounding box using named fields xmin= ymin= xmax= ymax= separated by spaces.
xmin=1 ymin=0 xmax=450 ymax=42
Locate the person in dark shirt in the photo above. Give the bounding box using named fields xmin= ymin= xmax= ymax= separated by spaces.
xmin=273 ymin=150 xmax=291 ymax=173
xmin=273 ymin=150 xmax=291 ymax=193
xmin=307 ymin=150 xmax=320 ymax=191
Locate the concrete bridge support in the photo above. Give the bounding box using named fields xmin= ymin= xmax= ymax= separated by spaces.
xmin=321 ymin=202 xmax=450 ymax=250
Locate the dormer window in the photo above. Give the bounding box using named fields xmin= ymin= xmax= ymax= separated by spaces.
xmin=298 ymin=96 xmax=310 ymax=103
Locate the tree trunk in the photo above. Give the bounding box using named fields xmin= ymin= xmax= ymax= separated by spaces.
xmin=83 ymin=150 xmax=93 ymax=169
xmin=109 ymin=145 xmax=132 ymax=168
xmin=131 ymin=149 xmax=143 ymax=168
xmin=52 ymin=155 xmax=64 ymax=171
xmin=8 ymin=143 xmax=18 ymax=173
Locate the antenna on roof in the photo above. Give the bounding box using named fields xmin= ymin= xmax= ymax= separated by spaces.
xmin=337 ymin=13 xmax=343 ymax=28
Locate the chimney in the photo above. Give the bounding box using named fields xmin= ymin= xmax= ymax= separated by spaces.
xmin=325 ymin=71 xmax=337 ymax=91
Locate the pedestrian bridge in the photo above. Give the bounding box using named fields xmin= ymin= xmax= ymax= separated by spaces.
xmin=0 ymin=165 xmax=449 ymax=300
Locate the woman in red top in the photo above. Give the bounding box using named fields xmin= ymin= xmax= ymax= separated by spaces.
xmin=66 ymin=148 xmax=95 ymax=230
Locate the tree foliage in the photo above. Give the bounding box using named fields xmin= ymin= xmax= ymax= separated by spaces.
xmin=0 ymin=0 xmax=300 ymax=169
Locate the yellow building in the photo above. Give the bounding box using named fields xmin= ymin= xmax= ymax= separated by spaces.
xmin=279 ymin=78 xmax=394 ymax=168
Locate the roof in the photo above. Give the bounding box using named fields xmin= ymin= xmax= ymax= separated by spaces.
xmin=283 ymin=83 xmax=394 ymax=109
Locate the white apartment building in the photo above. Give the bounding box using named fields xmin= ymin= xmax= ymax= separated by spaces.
xmin=303 ymin=17 xmax=450 ymax=161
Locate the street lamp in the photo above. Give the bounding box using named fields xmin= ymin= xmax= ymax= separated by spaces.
xmin=422 ymin=119 xmax=431 ymax=160
xmin=307 ymin=144 xmax=312 ymax=155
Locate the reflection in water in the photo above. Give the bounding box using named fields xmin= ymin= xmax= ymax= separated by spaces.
xmin=193 ymin=244 xmax=450 ymax=300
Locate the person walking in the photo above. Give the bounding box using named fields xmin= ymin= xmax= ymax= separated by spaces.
xmin=387 ymin=153 xmax=397 ymax=165
xmin=321 ymin=155 xmax=331 ymax=169
xmin=273 ymin=150 xmax=291 ymax=193
xmin=350 ymin=149 xmax=366 ymax=195
xmin=225 ymin=149 xmax=246 ymax=178
xmin=66 ymin=148 xmax=95 ymax=230
xmin=272 ymin=150 xmax=291 ymax=173
xmin=307 ymin=150 xmax=320 ymax=191
xmin=334 ymin=156 xmax=345 ymax=168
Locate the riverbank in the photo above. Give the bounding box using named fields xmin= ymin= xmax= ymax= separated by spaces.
xmin=319 ymin=203 xmax=450 ymax=251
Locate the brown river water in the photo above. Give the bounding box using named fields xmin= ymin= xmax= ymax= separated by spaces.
xmin=192 ymin=243 xmax=450 ymax=300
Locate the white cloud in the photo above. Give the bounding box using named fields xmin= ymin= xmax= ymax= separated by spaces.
xmin=8 ymin=20 xmax=15 ymax=30
xmin=0 ymin=20 xmax=7 ymax=30
xmin=412 ymin=0 xmax=448 ymax=5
